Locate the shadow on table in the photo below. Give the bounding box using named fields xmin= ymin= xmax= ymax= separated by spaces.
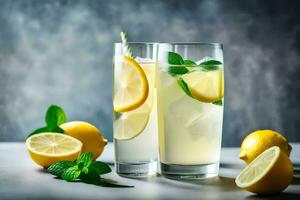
xmin=186 ymin=176 xmax=239 ymax=192
xmin=143 ymin=175 xmax=239 ymax=192
xmin=292 ymin=175 xmax=300 ymax=185
xmin=246 ymin=192 xmax=300 ymax=200
xmin=36 ymin=168 xmax=48 ymax=173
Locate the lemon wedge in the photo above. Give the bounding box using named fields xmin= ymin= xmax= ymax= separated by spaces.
xmin=113 ymin=56 xmax=149 ymax=112
xmin=26 ymin=132 xmax=82 ymax=168
xmin=235 ymin=146 xmax=293 ymax=194
xmin=182 ymin=68 xmax=224 ymax=103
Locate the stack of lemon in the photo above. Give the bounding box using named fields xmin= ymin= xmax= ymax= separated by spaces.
xmin=113 ymin=56 xmax=155 ymax=140
xmin=235 ymin=130 xmax=294 ymax=194
xmin=26 ymin=121 xmax=107 ymax=168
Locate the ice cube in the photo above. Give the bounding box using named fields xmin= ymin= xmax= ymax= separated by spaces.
xmin=168 ymin=95 xmax=204 ymax=125
xmin=135 ymin=56 xmax=153 ymax=63
xmin=185 ymin=104 xmax=223 ymax=140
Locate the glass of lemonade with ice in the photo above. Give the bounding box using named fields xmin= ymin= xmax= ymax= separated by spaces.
xmin=113 ymin=42 xmax=158 ymax=177
xmin=157 ymin=43 xmax=224 ymax=179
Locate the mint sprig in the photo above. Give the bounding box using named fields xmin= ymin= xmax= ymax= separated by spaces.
xmin=199 ymin=60 xmax=222 ymax=71
xmin=212 ymin=99 xmax=223 ymax=106
xmin=48 ymin=152 xmax=133 ymax=188
xmin=28 ymin=105 xmax=67 ymax=138
xmin=166 ymin=51 xmax=223 ymax=106
xmin=168 ymin=52 xmax=184 ymax=65
xmin=166 ymin=51 xmax=222 ymax=76
xmin=177 ymin=77 xmax=193 ymax=98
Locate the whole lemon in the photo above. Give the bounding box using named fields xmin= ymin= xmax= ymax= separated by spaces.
xmin=240 ymin=130 xmax=292 ymax=164
xmin=60 ymin=121 xmax=108 ymax=160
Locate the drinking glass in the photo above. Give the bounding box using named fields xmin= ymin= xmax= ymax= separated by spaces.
xmin=157 ymin=43 xmax=224 ymax=179
xmin=113 ymin=43 xmax=158 ymax=177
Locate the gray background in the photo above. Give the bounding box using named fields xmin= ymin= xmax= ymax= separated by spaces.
xmin=0 ymin=0 xmax=299 ymax=146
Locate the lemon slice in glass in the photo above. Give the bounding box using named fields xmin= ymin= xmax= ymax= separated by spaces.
xmin=113 ymin=56 xmax=149 ymax=112
xmin=114 ymin=103 xmax=151 ymax=140
xmin=182 ymin=68 xmax=224 ymax=103
xmin=235 ymin=146 xmax=293 ymax=194
xmin=26 ymin=132 xmax=82 ymax=168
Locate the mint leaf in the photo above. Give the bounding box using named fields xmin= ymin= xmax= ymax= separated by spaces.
xmin=168 ymin=66 xmax=189 ymax=76
xmin=177 ymin=78 xmax=193 ymax=97
xmin=212 ymin=99 xmax=223 ymax=106
xmin=51 ymin=126 xmax=65 ymax=133
xmin=199 ymin=60 xmax=222 ymax=71
xmin=77 ymin=152 xmax=93 ymax=167
xmin=183 ymin=60 xmax=196 ymax=65
xmin=27 ymin=105 xmax=66 ymax=138
xmin=168 ymin=52 xmax=184 ymax=65
xmin=45 ymin=105 xmax=67 ymax=128
xmin=80 ymin=167 xmax=101 ymax=185
xmin=62 ymin=166 xmax=81 ymax=182
xmin=28 ymin=127 xmax=51 ymax=137
xmin=90 ymin=161 xmax=112 ymax=175
xmin=199 ymin=60 xmax=222 ymax=65
xmin=47 ymin=151 xmax=134 ymax=188
xmin=28 ymin=125 xmax=64 ymax=138
xmin=48 ymin=161 xmax=75 ymax=178
xmin=114 ymin=112 xmax=122 ymax=120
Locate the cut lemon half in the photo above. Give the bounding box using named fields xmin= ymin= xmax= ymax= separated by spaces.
xmin=114 ymin=104 xmax=151 ymax=140
xmin=182 ymin=69 xmax=224 ymax=103
xmin=113 ymin=56 xmax=149 ymax=112
xmin=235 ymin=146 xmax=293 ymax=194
xmin=26 ymin=132 xmax=82 ymax=168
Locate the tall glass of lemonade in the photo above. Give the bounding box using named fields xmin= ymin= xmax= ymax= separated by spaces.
xmin=157 ymin=43 xmax=224 ymax=179
xmin=113 ymin=42 xmax=158 ymax=177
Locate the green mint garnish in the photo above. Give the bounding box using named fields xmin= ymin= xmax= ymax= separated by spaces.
xmin=212 ymin=99 xmax=223 ymax=106
xmin=76 ymin=152 xmax=93 ymax=167
xmin=45 ymin=105 xmax=67 ymax=128
xmin=168 ymin=66 xmax=189 ymax=76
xmin=28 ymin=105 xmax=67 ymax=138
xmin=62 ymin=166 xmax=81 ymax=182
xmin=167 ymin=51 xmax=223 ymax=106
xmin=120 ymin=31 xmax=135 ymax=58
xmin=48 ymin=152 xmax=133 ymax=188
xmin=183 ymin=60 xmax=196 ymax=65
xmin=167 ymin=52 xmax=188 ymax=76
xmin=48 ymin=161 xmax=75 ymax=178
xmin=177 ymin=77 xmax=193 ymax=97
xmin=168 ymin=52 xmax=184 ymax=65
xmin=199 ymin=60 xmax=222 ymax=71
xmin=90 ymin=161 xmax=112 ymax=175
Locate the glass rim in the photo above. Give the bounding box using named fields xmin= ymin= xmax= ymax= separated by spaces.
xmin=159 ymin=42 xmax=223 ymax=47
xmin=114 ymin=42 xmax=158 ymax=45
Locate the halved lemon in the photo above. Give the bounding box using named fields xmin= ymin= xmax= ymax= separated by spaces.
xmin=235 ymin=146 xmax=293 ymax=194
xmin=26 ymin=132 xmax=82 ymax=168
xmin=182 ymin=69 xmax=224 ymax=103
xmin=114 ymin=104 xmax=151 ymax=140
xmin=113 ymin=56 xmax=149 ymax=112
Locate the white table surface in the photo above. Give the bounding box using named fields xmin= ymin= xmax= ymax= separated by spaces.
xmin=0 ymin=142 xmax=299 ymax=200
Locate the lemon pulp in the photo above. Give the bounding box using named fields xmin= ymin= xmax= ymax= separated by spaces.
xmin=181 ymin=68 xmax=224 ymax=103
xmin=26 ymin=132 xmax=82 ymax=167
